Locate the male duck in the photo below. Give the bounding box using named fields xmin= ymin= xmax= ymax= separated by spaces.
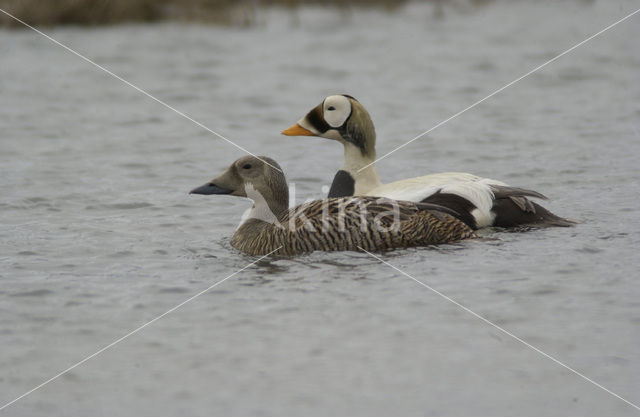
xmin=282 ymin=94 xmax=574 ymax=229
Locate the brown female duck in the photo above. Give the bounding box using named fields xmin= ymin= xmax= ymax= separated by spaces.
xmin=190 ymin=156 xmax=475 ymax=256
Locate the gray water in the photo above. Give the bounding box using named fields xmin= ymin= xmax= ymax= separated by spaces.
xmin=1 ymin=1 xmax=639 ymax=416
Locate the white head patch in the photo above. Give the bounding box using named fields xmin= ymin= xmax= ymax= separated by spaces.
xmin=323 ymin=95 xmax=352 ymax=128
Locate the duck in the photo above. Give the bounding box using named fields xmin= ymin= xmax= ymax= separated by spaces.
xmin=282 ymin=94 xmax=574 ymax=229
xmin=190 ymin=155 xmax=476 ymax=256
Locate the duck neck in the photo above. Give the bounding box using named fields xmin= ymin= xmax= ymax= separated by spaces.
xmin=340 ymin=142 xmax=382 ymax=195
xmin=232 ymin=185 xmax=288 ymax=254
xmin=244 ymin=183 xmax=288 ymax=225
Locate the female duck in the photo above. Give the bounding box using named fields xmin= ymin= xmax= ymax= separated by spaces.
xmin=282 ymin=94 xmax=574 ymax=229
xmin=190 ymin=156 xmax=475 ymax=256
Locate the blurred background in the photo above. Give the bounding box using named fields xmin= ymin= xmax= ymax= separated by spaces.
xmin=0 ymin=0 xmax=595 ymax=27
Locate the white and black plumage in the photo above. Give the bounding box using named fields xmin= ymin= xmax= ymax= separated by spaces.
xmin=282 ymin=94 xmax=574 ymax=229
xmin=190 ymin=156 xmax=475 ymax=256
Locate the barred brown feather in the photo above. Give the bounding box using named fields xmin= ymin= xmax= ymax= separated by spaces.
xmin=231 ymin=197 xmax=475 ymax=256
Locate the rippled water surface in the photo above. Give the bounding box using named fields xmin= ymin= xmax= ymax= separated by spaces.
xmin=1 ymin=1 xmax=639 ymax=416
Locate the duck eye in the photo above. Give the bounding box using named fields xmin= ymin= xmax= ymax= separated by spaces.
xmin=327 ymin=106 xmax=335 ymax=111
xmin=242 ymin=164 xmax=252 ymax=170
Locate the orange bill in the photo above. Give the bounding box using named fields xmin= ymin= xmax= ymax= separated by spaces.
xmin=281 ymin=123 xmax=315 ymax=136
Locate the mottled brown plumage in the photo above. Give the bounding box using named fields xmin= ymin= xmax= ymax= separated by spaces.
xmin=191 ymin=156 xmax=475 ymax=256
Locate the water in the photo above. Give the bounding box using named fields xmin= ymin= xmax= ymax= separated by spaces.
xmin=1 ymin=1 xmax=639 ymax=415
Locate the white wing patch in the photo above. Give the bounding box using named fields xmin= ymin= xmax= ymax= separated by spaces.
xmin=363 ymin=172 xmax=507 ymax=227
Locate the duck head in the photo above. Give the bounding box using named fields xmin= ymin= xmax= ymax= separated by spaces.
xmin=190 ymin=155 xmax=289 ymax=218
xmin=282 ymin=94 xmax=377 ymax=159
